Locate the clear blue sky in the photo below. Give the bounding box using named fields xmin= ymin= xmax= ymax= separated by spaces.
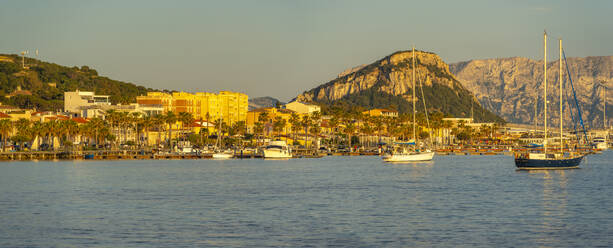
xmin=1 ymin=0 xmax=611 ymax=101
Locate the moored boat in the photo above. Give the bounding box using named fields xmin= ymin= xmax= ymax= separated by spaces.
xmin=515 ymin=152 xmax=583 ymax=169
xmin=262 ymin=140 xmax=292 ymax=159
xmin=212 ymin=150 xmax=234 ymax=159
xmin=514 ymin=32 xmax=587 ymax=169
xmin=382 ymin=146 xmax=434 ymax=162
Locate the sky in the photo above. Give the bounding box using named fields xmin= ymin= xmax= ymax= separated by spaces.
xmin=1 ymin=0 xmax=612 ymax=102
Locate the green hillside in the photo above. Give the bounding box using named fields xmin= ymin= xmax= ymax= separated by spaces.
xmin=0 ymin=54 xmax=164 ymax=111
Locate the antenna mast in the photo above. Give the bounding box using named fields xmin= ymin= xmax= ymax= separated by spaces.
xmin=544 ymin=31 xmax=548 ymax=154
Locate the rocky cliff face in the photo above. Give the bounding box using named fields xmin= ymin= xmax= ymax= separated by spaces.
xmin=450 ymin=56 xmax=613 ymax=128
xmin=296 ymin=50 xmax=502 ymax=122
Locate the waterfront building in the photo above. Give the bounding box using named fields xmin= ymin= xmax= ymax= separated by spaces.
xmin=136 ymin=92 xmax=173 ymax=113
xmin=362 ymin=108 xmax=399 ymax=118
xmin=284 ymin=101 xmax=320 ymax=114
xmin=64 ymin=90 xmax=111 ymax=114
xmin=137 ymin=91 xmax=248 ymax=125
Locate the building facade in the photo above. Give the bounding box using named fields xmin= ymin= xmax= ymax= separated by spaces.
xmin=284 ymin=101 xmax=321 ymax=114
xmin=136 ymin=91 xmax=248 ymax=125
xmin=64 ymin=90 xmax=111 ymax=114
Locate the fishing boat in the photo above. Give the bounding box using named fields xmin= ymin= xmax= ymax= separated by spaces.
xmin=382 ymin=46 xmax=435 ymax=162
xmin=262 ymin=140 xmax=292 ymax=159
xmin=514 ymin=32 xmax=584 ymax=169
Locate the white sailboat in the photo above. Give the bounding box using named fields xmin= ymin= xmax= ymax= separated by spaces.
xmin=212 ymin=115 xmax=233 ymax=159
xmin=383 ymin=46 xmax=434 ymax=162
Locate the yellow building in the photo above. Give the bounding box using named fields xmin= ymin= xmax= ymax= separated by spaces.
xmin=136 ymin=92 xmax=173 ymax=113
xmin=362 ymin=108 xmax=398 ymax=118
xmin=136 ymin=91 xmax=248 ymax=125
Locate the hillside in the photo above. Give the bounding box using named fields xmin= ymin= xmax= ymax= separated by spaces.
xmin=295 ymin=50 xmax=503 ymax=122
xmin=0 ymin=54 xmax=160 ymax=111
xmin=248 ymin=96 xmax=284 ymax=110
xmin=450 ymin=56 xmax=612 ymax=128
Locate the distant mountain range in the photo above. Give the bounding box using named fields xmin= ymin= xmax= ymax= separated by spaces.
xmin=450 ymin=56 xmax=612 ymax=128
xmin=248 ymin=96 xmax=283 ymax=110
xmin=295 ymin=50 xmax=503 ymax=122
xmin=0 ymin=54 xmax=157 ymax=111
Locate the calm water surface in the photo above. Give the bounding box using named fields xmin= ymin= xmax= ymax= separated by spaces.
xmin=1 ymin=152 xmax=612 ymax=247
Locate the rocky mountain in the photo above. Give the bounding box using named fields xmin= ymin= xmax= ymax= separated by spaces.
xmin=248 ymin=96 xmax=283 ymax=110
xmin=295 ymin=50 xmax=503 ymax=122
xmin=450 ymin=56 xmax=612 ymax=128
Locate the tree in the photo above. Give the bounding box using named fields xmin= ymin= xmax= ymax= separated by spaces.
xmin=345 ymin=122 xmax=356 ymax=150
xmin=178 ymin=112 xmax=194 ymax=142
xmin=0 ymin=119 xmax=12 ymax=152
xmin=164 ymin=111 xmax=177 ymax=150
xmin=301 ymin=115 xmax=312 ymax=148
xmin=273 ymin=116 xmax=286 ymax=138
xmin=289 ymin=113 xmax=301 ymax=145
xmin=151 ymin=114 xmax=165 ymax=148
xmin=258 ymin=112 xmax=271 ymax=137
xmin=139 ymin=115 xmax=153 ymax=148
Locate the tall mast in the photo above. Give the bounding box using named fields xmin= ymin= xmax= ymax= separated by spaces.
xmin=559 ymin=39 xmax=563 ymax=153
xmin=412 ymin=45 xmax=416 ymax=145
xmin=604 ymin=84 xmax=607 ymax=129
xmin=544 ymin=31 xmax=548 ymax=154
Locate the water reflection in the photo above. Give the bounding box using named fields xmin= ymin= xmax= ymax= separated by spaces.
xmin=526 ymin=170 xmax=569 ymax=247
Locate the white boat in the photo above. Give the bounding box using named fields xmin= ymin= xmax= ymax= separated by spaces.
xmin=262 ymin=140 xmax=292 ymax=159
xmin=210 ymin=112 xmax=234 ymax=159
xmin=382 ymin=145 xmax=434 ymax=162
xmin=381 ymin=46 xmax=435 ymax=163
xmin=593 ymin=137 xmax=608 ymax=150
xmin=212 ymin=150 xmax=234 ymax=159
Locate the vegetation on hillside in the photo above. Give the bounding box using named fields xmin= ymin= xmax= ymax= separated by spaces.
xmin=0 ymin=54 xmax=162 ymax=110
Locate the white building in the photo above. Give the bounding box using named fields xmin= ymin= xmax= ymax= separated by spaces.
xmin=64 ymin=90 xmax=110 ymax=114
xmin=284 ymin=101 xmax=321 ymax=114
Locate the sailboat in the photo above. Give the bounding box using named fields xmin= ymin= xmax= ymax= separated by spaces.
xmin=382 ymin=46 xmax=435 ymax=162
xmin=212 ymin=115 xmax=233 ymax=159
xmin=514 ymin=32 xmax=584 ymax=169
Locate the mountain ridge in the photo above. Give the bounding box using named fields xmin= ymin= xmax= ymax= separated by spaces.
xmin=449 ymin=55 xmax=612 ymax=128
xmin=295 ymin=50 xmax=503 ymax=122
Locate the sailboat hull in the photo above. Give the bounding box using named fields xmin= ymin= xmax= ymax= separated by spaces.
xmin=382 ymin=152 xmax=434 ymax=162
xmin=514 ymin=155 xmax=583 ymax=169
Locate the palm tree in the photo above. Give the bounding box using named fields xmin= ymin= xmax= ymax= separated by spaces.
xmin=164 ymin=111 xmax=177 ymax=150
xmin=345 ymin=122 xmax=356 ymax=150
xmin=289 ymin=113 xmax=301 ymax=145
xmin=328 ymin=115 xmax=340 ymax=147
xmin=129 ymin=112 xmax=142 ymax=147
xmin=258 ymin=112 xmax=271 ymax=138
xmin=151 ymin=114 xmax=165 ymax=148
xmin=140 ymin=115 xmax=153 ymax=148
xmin=301 ymin=115 xmax=312 ymax=148
xmin=13 ymin=118 xmax=31 ymax=150
xmin=0 ymin=119 xmax=12 ymax=152
xmin=273 ymin=116 xmax=285 ymax=138
xmin=178 ymin=112 xmax=194 ymax=142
